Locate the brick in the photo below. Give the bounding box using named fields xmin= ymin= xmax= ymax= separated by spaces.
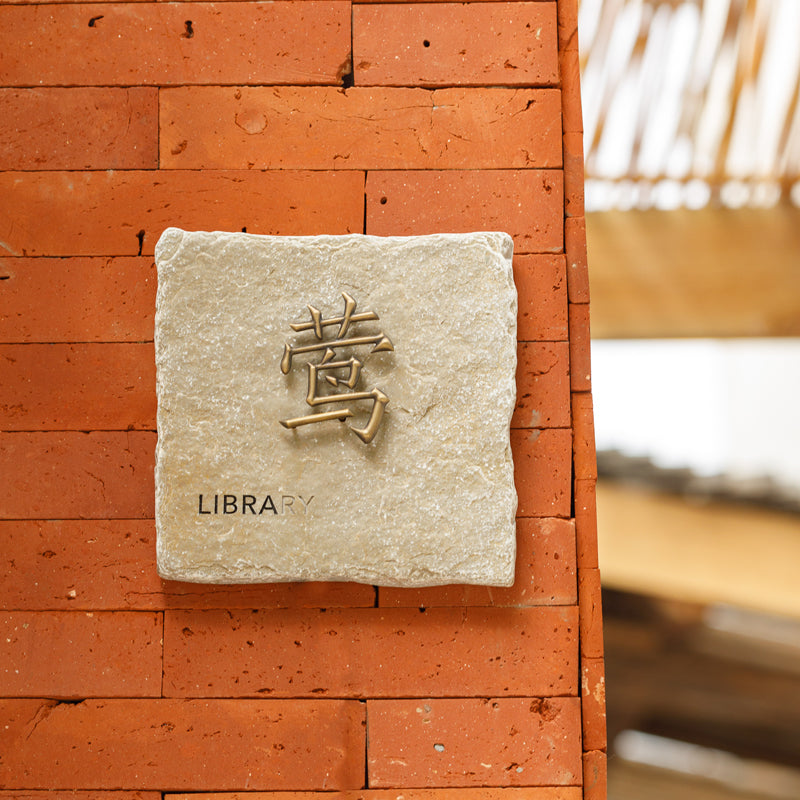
xmin=160 ymin=86 xmax=562 ymax=170
xmin=568 ymin=302 xmax=592 ymax=391
xmin=0 ymin=89 xmax=157 ymax=171
xmin=583 ymin=750 xmax=607 ymax=800
xmin=511 ymin=428 xmax=572 ymax=517
xmin=563 ymin=131 xmax=585 ymax=218
xmin=353 ymin=0 xmax=555 ymax=2
xmin=366 ymin=170 xmax=563 ymax=255
xmin=166 ymin=792 xmax=583 ymax=800
xmin=514 ymin=254 xmax=568 ymax=342
xmin=164 ymin=607 xmax=577 ymax=698
xmin=0 ymin=170 xmax=364 ymax=257
xmin=0 ymin=699 xmax=365 ymax=790
xmin=0 ymin=3 xmax=350 ymax=87
xmin=6 ymin=0 xmax=148 ymax=3
xmin=581 ymin=656 xmax=607 ymax=752
xmin=0 ymin=258 xmax=156 ymax=343
xmin=1 ymin=795 xmax=159 ymax=800
xmin=513 ymin=341 xmax=570 ymax=429
xmin=367 ymin=697 xmax=582 ymax=787
xmin=574 ymin=477 xmax=599 ymax=569
xmin=564 ymin=216 xmax=589 ymax=302
xmin=0 ymin=344 xmax=156 ymax=431
xmin=353 ymin=3 xmax=558 ymax=87
xmin=160 ymin=581 xmax=374 ymax=612
xmin=352 ymin=0 xmax=543 ymax=2
xmin=578 ymin=568 xmax=604 ymax=659
xmin=1 ymin=611 xmax=161 ymax=697
xmin=557 ymin=0 xmax=580 ymax=52
xmin=0 ymin=520 xmax=374 ymax=610
xmin=559 ymin=48 xmax=583 ymax=134
xmin=0 ymin=432 xmax=154 ymax=519
xmin=0 ymin=520 xmax=161 ymax=609
xmin=571 ymin=391 xmax=597 ymax=480
xmin=380 ymin=517 xmax=577 ymax=607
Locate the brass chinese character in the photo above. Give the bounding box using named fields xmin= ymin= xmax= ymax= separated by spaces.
xmin=279 ymin=292 xmax=393 ymax=443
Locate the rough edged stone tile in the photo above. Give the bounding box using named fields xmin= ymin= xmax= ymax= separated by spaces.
xmin=155 ymin=229 xmax=517 ymax=587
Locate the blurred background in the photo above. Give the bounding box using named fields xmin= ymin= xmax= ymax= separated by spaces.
xmin=578 ymin=0 xmax=800 ymax=796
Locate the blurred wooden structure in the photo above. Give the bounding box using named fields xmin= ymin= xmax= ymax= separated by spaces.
xmin=587 ymin=207 xmax=800 ymax=339
xmin=604 ymin=588 xmax=800 ymax=793
xmin=580 ymin=0 xmax=800 ymax=208
xmin=597 ymin=479 xmax=800 ymax=618
xmin=582 ymin=0 xmax=800 ymax=339
xmin=580 ymin=1 xmax=800 ymax=795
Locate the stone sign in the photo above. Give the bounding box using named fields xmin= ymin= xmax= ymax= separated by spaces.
xmin=154 ymin=228 xmax=518 ymax=586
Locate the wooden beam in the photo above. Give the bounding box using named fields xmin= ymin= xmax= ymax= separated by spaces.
xmin=596 ymin=479 xmax=800 ymax=619
xmin=587 ymin=207 xmax=800 ymax=339
xmin=609 ymin=760 xmax=800 ymax=800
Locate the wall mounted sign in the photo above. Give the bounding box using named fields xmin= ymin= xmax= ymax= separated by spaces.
xmin=154 ymin=229 xmax=517 ymax=586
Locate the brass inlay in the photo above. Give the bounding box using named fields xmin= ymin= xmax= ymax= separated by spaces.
xmin=279 ymin=292 xmax=393 ymax=443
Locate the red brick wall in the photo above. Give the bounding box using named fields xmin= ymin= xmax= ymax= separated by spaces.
xmin=0 ymin=0 xmax=605 ymax=797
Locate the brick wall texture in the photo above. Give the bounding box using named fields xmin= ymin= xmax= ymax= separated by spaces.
xmin=0 ymin=0 xmax=606 ymax=797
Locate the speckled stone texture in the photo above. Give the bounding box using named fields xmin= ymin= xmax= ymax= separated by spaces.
xmin=155 ymin=229 xmax=517 ymax=586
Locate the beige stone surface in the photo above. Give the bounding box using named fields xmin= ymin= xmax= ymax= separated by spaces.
xmin=155 ymin=229 xmax=517 ymax=586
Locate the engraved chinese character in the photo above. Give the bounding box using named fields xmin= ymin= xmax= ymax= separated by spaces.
xmin=279 ymin=292 xmax=393 ymax=443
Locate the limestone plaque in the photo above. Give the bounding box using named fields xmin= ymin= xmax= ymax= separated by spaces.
xmin=155 ymin=229 xmax=518 ymax=586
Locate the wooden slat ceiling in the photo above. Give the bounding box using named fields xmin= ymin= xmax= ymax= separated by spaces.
xmin=580 ymin=0 xmax=800 ymax=211
xmin=581 ymin=0 xmax=800 ymax=338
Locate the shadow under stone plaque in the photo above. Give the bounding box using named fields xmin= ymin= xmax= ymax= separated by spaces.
xmin=155 ymin=229 xmax=517 ymax=587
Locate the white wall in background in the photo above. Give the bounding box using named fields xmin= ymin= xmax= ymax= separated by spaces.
xmin=591 ymin=339 xmax=800 ymax=489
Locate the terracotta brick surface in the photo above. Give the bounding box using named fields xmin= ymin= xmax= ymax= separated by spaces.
xmin=0 ymin=89 xmax=157 ymax=170
xmin=380 ymin=517 xmax=577 ymax=607
xmin=0 ymin=699 xmax=365 ymax=790
xmin=568 ymin=302 xmax=592 ymax=391
xmin=0 ymin=170 xmax=364 ymax=257
xmin=160 ymin=87 xmax=562 ymax=170
xmin=0 ymin=3 xmax=350 ymax=86
xmin=0 ymin=520 xmax=375 ymax=610
xmin=583 ymin=750 xmax=608 ymax=800
xmin=0 ymin=795 xmax=159 ymax=800
xmin=0 ymin=520 xmax=161 ymax=609
xmin=0 ymin=0 xmax=603 ymax=793
xmin=164 ymin=607 xmax=577 ymax=698
xmin=571 ymin=391 xmax=597 ymax=480
xmin=166 ymin=792 xmax=583 ymax=800
xmin=1 ymin=611 xmax=161 ymax=697
xmin=565 ymin=216 xmax=589 ymax=302
xmin=514 ymin=255 xmax=568 ymax=342
xmin=352 ymin=0 xmax=544 ymax=2
xmin=0 ymin=432 xmax=155 ymax=519
xmin=367 ymin=697 xmax=582 ymax=786
xmin=353 ymin=3 xmax=558 ymax=87
xmin=0 ymin=344 xmax=156 ymax=431
xmin=581 ymin=656 xmax=607 ymax=752
xmin=563 ymin=131 xmax=585 ymax=218
xmin=557 ymin=0 xmax=580 ymax=52
xmin=579 ymin=568 xmax=604 ymax=660
xmin=513 ymin=341 xmax=570 ymax=429
xmin=574 ymin=477 xmax=599 ymax=569
xmin=0 ymin=258 xmax=156 ymax=343
xmin=559 ymin=47 xmax=583 ymax=134
xmin=159 ymin=581 xmax=374 ymax=612
xmin=511 ymin=428 xmax=572 ymax=518
xmin=366 ymin=170 xmax=563 ymax=254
